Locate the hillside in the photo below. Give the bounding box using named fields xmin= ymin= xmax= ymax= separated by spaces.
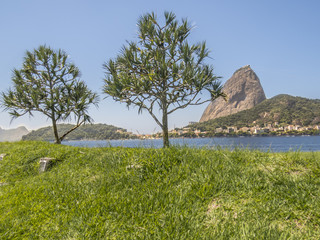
xmin=191 ymin=94 xmax=320 ymax=131
xmin=0 ymin=126 xmax=29 ymax=142
xmin=22 ymin=123 xmax=137 ymax=141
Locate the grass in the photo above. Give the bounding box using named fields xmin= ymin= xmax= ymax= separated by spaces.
xmin=0 ymin=141 xmax=320 ymax=239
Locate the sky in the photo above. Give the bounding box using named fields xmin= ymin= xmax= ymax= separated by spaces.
xmin=1 ymin=0 xmax=319 ymax=134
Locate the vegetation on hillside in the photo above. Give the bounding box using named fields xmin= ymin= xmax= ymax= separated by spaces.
xmin=1 ymin=142 xmax=320 ymax=239
xmin=192 ymin=94 xmax=320 ymax=131
xmin=22 ymin=124 xmax=137 ymax=141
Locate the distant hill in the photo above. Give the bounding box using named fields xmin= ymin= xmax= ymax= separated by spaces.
xmin=190 ymin=94 xmax=320 ymax=131
xmin=22 ymin=124 xmax=137 ymax=141
xmin=0 ymin=126 xmax=29 ymax=142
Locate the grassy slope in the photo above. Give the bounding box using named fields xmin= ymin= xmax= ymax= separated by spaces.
xmin=1 ymin=142 xmax=320 ymax=239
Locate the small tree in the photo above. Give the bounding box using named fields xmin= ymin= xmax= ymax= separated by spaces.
xmin=1 ymin=45 xmax=99 ymax=144
xmin=103 ymin=12 xmax=225 ymax=147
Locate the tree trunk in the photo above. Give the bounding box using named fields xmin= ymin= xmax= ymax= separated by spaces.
xmin=162 ymin=108 xmax=169 ymax=148
xmin=52 ymin=118 xmax=61 ymax=144
xmin=59 ymin=120 xmax=84 ymax=142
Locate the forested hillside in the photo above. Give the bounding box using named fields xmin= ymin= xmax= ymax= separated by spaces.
xmin=22 ymin=124 xmax=137 ymax=141
xmin=191 ymin=94 xmax=320 ymax=131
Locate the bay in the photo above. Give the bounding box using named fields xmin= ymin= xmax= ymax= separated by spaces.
xmin=62 ymin=135 xmax=320 ymax=152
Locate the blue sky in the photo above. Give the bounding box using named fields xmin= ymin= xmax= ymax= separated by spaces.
xmin=1 ymin=0 xmax=319 ymax=134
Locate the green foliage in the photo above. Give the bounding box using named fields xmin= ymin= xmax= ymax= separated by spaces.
xmin=103 ymin=12 xmax=224 ymax=147
xmin=1 ymin=142 xmax=320 ymax=238
xmin=22 ymin=123 xmax=137 ymax=141
xmin=194 ymin=94 xmax=320 ymax=131
xmin=1 ymin=45 xmax=99 ymax=144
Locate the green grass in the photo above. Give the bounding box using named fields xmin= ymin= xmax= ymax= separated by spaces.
xmin=1 ymin=141 xmax=320 ymax=239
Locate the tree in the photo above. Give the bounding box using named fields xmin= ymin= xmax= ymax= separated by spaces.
xmin=1 ymin=45 xmax=99 ymax=144
xmin=103 ymin=12 xmax=224 ymax=147
xmin=103 ymin=12 xmax=225 ymax=147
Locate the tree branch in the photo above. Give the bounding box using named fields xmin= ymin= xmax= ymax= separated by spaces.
xmin=59 ymin=119 xmax=85 ymax=142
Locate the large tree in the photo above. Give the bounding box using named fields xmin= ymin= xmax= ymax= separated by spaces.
xmin=103 ymin=12 xmax=225 ymax=147
xmin=1 ymin=45 xmax=99 ymax=144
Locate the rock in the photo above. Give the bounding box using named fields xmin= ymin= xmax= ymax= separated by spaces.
xmin=126 ymin=164 xmax=142 ymax=170
xmin=200 ymin=65 xmax=266 ymax=122
xmin=39 ymin=158 xmax=55 ymax=173
xmin=0 ymin=154 xmax=6 ymax=160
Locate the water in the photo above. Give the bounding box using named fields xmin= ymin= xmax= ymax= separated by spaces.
xmin=62 ymin=135 xmax=320 ymax=152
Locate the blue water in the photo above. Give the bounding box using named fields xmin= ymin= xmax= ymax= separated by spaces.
xmin=62 ymin=135 xmax=320 ymax=152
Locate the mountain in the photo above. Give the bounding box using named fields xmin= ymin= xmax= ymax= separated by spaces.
xmin=0 ymin=126 xmax=29 ymax=142
xmin=200 ymin=65 xmax=266 ymax=122
xmin=22 ymin=123 xmax=137 ymax=141
xmin=191 ymin=94 xmax=320 ymax=131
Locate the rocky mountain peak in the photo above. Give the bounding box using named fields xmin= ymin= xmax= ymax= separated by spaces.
xmin=200 ymin=65 xmax=266 ymax=122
